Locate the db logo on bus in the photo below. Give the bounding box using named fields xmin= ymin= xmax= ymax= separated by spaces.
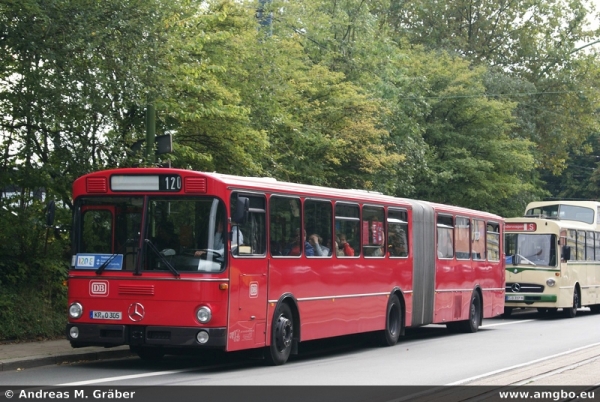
xmin=90 ymin=280 xmax=109 ymax=297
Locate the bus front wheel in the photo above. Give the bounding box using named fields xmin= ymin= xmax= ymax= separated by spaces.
xmin=378 ymin=295 xmax=402 ymax=346
xmin=265 ymin=303 xmax=294 ymax=366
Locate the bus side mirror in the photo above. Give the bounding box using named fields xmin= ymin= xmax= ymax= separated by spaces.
xmin=562 ymin=245 xmax=571 ymax=261
xmin=233 ymin=196 xmax=249 ymax=224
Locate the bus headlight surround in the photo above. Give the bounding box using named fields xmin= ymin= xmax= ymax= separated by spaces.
xmin=546 ymin=278 xmax=556 ymax=287
xmin=196 ymin=331 xmax=209 ymax=344
xmin=69 ymin=302 xmax=83 ymax=319
xmin=196 ymin=306 xmax=212 ymax=323
xmin=69 ymin=326 xmax=79 ymax=339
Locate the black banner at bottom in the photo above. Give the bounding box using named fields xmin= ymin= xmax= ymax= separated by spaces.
xmin=0 ymin=385 xmax=598 ymax=402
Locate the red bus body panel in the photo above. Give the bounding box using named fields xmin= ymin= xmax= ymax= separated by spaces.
xmin=67 ymin=168 xmax=504 ymax=354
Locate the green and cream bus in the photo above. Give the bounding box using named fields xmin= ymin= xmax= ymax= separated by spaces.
xmin=504 ymin=201 xmax=600 ymax=318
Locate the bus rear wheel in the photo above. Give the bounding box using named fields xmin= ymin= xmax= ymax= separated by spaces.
xmin=378 ymin=295 xmax=402 ymax=346
xmin=447 ymin=292 xmax=481 ymax=333
xmin=265 ymin=303 xmax=294 ymax=366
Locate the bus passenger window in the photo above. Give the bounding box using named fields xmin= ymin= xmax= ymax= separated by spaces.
xmin=304 ymin=200 xmax=333 ymax=257
xmin=232 ymin=194 xmax=266 ymax=256
xmin=455 ymin=217 xmax=470 ymax=260
xmin=472 ymin=219 xmax=486 ymax=260
xmin=270 ymin=196 xmax=301 ymax=257
xmin=486 ymin=223 xmax=500 ymax=262
xmin=335 ymin=203 xmax=359 ymax=257
xmin=437 ymin=215 xmax=454 ymax=259
xmin=388 ymin=209 xmax=408 ymax=257
xmin=586 ymin=231 xmax=594 ymax=261
xmin=363 ymin=206 xmax=385 ymax=257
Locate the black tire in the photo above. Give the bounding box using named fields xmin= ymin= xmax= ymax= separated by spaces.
xmin=590 ymin=305 xmax=600 ymax=314
xmin=378 ymin=295 xmax=402 ymax=346
xmin=563 ymin=288 xmax=579 ymax=318
xmin=265 ymin=303 xmax=294 ymax=366
xmin=502 ymin=307 xmax=513 ymax=318
xmin=460 ymin=292 xmax=482 ymax=333
xmin=131 ymin=346 xmax=165 ymax=361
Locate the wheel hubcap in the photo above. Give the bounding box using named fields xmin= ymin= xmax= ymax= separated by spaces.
xmin=274 ymin=315 xmax=292 ymax=352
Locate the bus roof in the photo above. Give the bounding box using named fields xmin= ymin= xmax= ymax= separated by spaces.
xmin=74 ymin=168 xmax=503 ymax=221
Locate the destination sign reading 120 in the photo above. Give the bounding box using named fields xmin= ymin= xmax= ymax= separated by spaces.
xmin=111 ymin=174 xmax=182 ymax=192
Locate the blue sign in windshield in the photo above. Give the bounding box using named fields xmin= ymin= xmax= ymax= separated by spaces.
xmin=74 ymin=254 xmax=123 ymax=270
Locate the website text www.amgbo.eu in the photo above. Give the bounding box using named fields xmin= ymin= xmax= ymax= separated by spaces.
xmin=499 ymin=389 xmax=595 ymax=400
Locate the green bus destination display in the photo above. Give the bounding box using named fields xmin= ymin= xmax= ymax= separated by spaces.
xmin=111 ymin=174 xmax=182 ymax=192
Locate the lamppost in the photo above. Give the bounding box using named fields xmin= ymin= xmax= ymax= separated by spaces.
xmin=570 ymin=39 xmax=600 ymax=54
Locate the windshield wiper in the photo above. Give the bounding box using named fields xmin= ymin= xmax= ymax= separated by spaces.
xmin=96 ymin=254 xmax=118 ymax=275
xmin=144 ymin=239 xmax=180 ymax=278
xmin=96 ymin=239 xmax=134 ymax=275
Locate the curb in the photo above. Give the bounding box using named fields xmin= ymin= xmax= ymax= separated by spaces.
xmin=0 ymin=348 xmax=133 ymax=372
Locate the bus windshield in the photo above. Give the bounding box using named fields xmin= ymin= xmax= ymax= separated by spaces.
xmin=525 ymin=204 xmax=594 ymax=224
xmin=505 ymin=233 xmax=557 ymax=267
xmin=73 ymin=196 xmax=228 ymax=273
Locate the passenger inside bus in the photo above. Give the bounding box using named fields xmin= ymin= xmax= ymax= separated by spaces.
xmin=308 ymin=234 xmax=330 ymax=256
xmin=338 ymin=235 xmax=355 ymax=256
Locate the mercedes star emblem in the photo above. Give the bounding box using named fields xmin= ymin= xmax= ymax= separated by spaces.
xmin=128 ymin=303 xmax=145 ymax=322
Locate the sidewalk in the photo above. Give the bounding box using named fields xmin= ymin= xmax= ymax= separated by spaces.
xmin=0 ymin=339 xmax=132 ymax=371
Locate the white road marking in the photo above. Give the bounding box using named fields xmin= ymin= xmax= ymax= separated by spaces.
xmin=481 ymin=319 xmax=536 ymax=328
xmin=447 ymin=342 xmax=600 ymax=385
xmin=58 ymin=367 xmax=201 ymax=386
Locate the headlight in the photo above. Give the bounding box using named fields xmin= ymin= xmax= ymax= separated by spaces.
xmin=69 ymin=326 xmax=79 ymax=339
xmin=196 ymin=306 xmax=212 ymax=323
xmin=546 ymin=278 xmax=556 ymax=287
xmin=69 ymin=302 xmax=83 ymax=319
xmin=196 ymin=331 xmax=209 ymax=344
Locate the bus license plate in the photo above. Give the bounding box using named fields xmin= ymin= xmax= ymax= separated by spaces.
xmin=506 ymin=295 xmax=525 ymax=301
xmin=91 ymin=311 xmax=122 ymax=320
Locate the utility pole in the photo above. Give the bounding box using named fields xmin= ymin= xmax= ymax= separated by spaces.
xmin=145 ymin=103 xmax=155 ymax=163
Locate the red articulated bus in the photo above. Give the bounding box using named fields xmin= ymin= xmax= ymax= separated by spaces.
xmin=66 ymin=168 xmax=505 ymax=365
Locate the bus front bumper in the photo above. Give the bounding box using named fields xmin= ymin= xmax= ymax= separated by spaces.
xmin=66 ymin=323 xmax=226 ymax=349
xmin=505 ymin=294 xmax=558 ymax=305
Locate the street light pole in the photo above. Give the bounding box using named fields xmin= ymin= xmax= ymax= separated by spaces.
xmin=570 ymin=39 xmax=600 ymax=54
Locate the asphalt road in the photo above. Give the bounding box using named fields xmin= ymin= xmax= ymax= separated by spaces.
xmin=0 ymin=309 xmax=599 ymax=387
